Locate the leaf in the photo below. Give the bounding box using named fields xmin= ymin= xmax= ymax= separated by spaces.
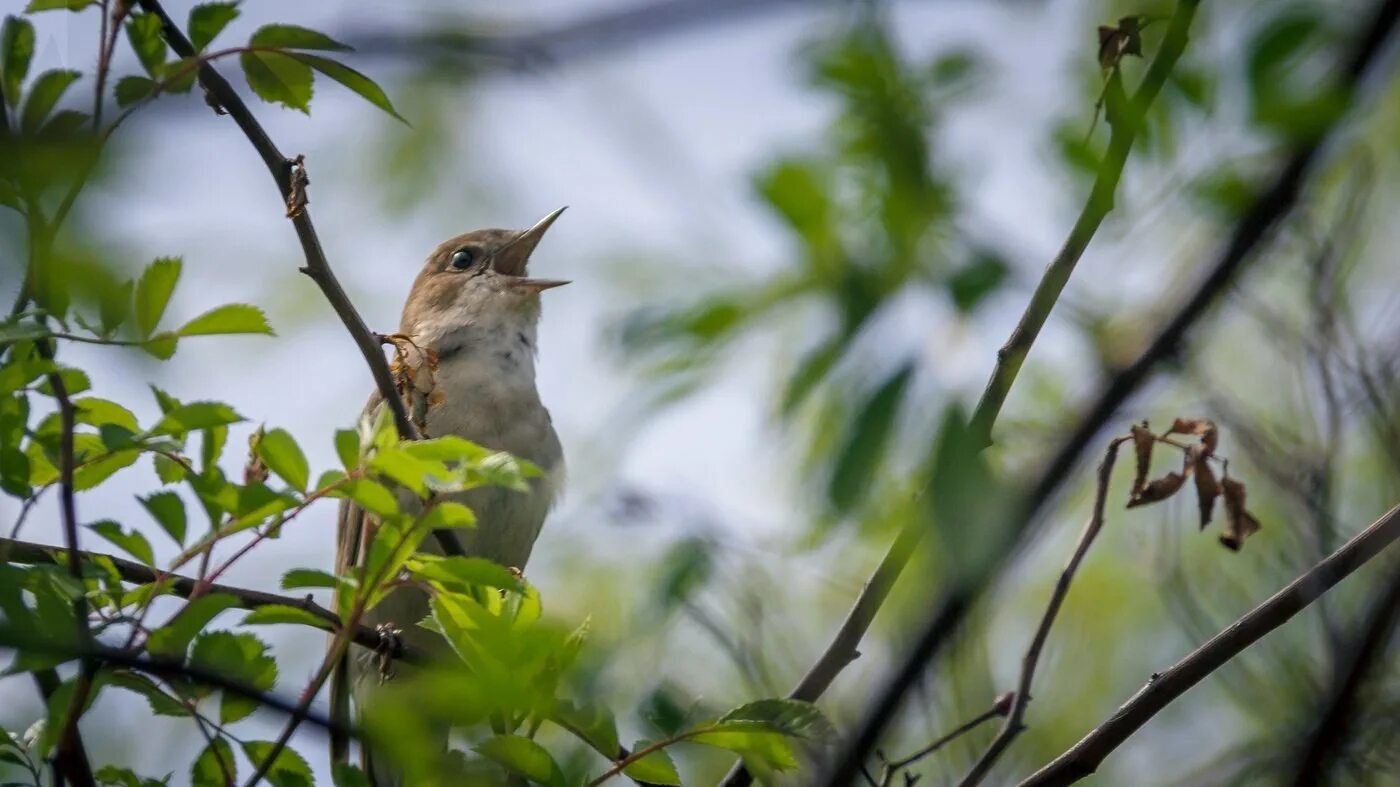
xmin=140 ymin=490 xmax=187 ymax=545
xmin=255 ymin=427 xmax=308 ymax=492
xmin=240 ymin=741 xmax=312 ymax=787
xmin=331 ymin=763 xmax=369 ymax=787
xmin=1126 ymin=472 xmax=1185 ymax=508
xmin=621 ymin=742 xmax=680 ymax=786
xmin=370 ymin=446 xmax=444 ymax=496
xmin=154 ymin=453 xmax=187 ymax=484
xmin=141 ymin=333 xmax=180 ymax=360
xmin=409 ymin=555 xmax=518 ymax=592
xmin=73 ymin=397 xmax=139 ymax=431
xmin=828 ymin=363 xmax=913 ymax=513
xmin=652 ymin=537 xmax=711 ymax=614
xmin=1190 ymin=445 xmax=1220 ymax=529
xmin=24 ymin=1 xmax=98 ymax=11
xmin=188 ymin=2 xmax=240 ymax=52
xmin=106 ymin=670 xmax=189 ymax=717
xmin=191 ymin=736 xmax=236 ymax=787
xmin=713 ymin=699 xmax=834 ymax=740
xmin=124 ymin=13 xmax=167 ymax=76
xmin=341 ymin=478 xmax=397 ymax=518
xmin=1130 ymin=422 xmax=1154 ymax=496
xmin=1164 ymin=417 xmax=1218 ymax=455
xmin=946 ymin=252 xmax=1008 ymax=313
xmin=190 ymin=632 xmax=277 ymax=723
xmin=202 ymin=424 xmax=228 ymax=471
xmin=239 ymin=50 xmax=312 ymax=113
xmin=249 ymin=24 xmax=351 ymax=52
xmin=113 ymin=76 xmax=155 ymax=110
xmin=418 ymin=501 xmax=476 ymax=530
xmin=280 ymin=568 xmax=338 ymax=590
xmin=243 ymin=604 xmax=331 ymax=630
xmin=176 ymin=304 xmax=273 ymax=337
xmin=334 ymin=428 xmax=359 ymax=470
xmin=286 ymin=53 xmax=405 ymax=122
xmin=20 ymin=69 xmax=80 ymax=132
xmin=2 ymin=16 xmax=36 ymax=110
xmin=87 ymin=520 xmax=155 ymax=566
xmin=473 ymin=735 xmax=564 ymax=787
xmin=133 ymin=257 xmax=182 ymax=339
xmin=159 ymin=55 xmax=199 ymax=94
xmin=1220 ymin=476 xmax=1262 ymax=551
xmin=146 ymin=593 xmax=242 ymax=657
xmin=552 ymin=700 xmax=620 ymax=760
xmin=149 ymin=401 xmax=244 ymax=436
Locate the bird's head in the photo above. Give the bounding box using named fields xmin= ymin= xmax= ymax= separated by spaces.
xmin=402 ymin=207 xmax=568 ymax=335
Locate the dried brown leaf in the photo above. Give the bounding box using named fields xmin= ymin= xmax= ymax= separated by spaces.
xmin=1097 ymin=16 xmax=1144 ymax=70
xmin=1127 ymin=471 xmax=1185 ymax=508
xmin=1130 ymin=422 xmax=1154 ymax=496
xmin=1166 ymin=417 xmax=1218 ymax=455
xmin=1191 ymin=446 xmax=1220 ymax=529
xmin=1220 ymin=476 xmax=1262 ymax=550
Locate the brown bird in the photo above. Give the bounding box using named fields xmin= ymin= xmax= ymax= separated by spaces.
xmin=331 ymin=208 xmax=568 ymax=785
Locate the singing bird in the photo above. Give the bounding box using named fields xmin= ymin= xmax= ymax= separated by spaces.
xmin=331 ymin=208 xmax=568 ymax=784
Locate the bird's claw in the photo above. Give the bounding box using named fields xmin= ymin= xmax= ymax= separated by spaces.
xmin=375 ymin=623 xmax=403 ymax=683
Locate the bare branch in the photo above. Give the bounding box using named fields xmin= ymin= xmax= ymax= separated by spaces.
xmin=1019 ymin=504 xmax=1400 ymax=787
xmin=0 ymin=535 xmax=427 ymax=665
xmin=880 ymin=695 xmax=1011 ymax=786
xmin=958 ymin=438 xmax=1130 ymax=786
xmin=816 ymin=0 xmax=1400 ymax=782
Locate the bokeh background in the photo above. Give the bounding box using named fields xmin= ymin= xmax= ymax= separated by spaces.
xmin=3 ymin=0 xmax=1399 ymax=784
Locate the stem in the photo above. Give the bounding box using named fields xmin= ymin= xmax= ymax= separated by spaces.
xmin=880 ymin=700 xmax=1007 ymax=784
xmin=1018 ymin=503 xmax=1400 ymax=787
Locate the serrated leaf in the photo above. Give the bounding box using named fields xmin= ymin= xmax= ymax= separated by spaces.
xmin=87 ymin=520 xmax=154 ymax=566
xmin=408 ymin=555 xmax=516 ymax=592
xmin=552 ymin=700 xmax=619 ymax=759
xmin=176 ymin=303 xmax=273 ymax=337
xmin=2 ymin=17 xmax=36 ymax=109
xmin=243 ymin=604 xmax=331 ymax=630
xmin=139 ymin=490 xmax=187 ymax=545
xmin=341 ymin=478 xmax=397 ymax=518
xmin=239 ymin=50 xmax=312 ymax=113
xmin=287 ymin=52 xmax=405 ymax=123
xmin=240 ymin=741 xmax=312 ymax=787
xmin=149 ymin=401 xmax=243 ymax=436
xmin=249 ymin=24 xmax=350 ymax=51
xmin=191 ymin=736 xmax=236 ymax=787
xmin=280 ymin=568 xmax=337 ymax=590
xmin=20 ymin=69 xmax=80 ymax=132
xmin=474 ymin=735 xmax=564 ymax=787
xmin=105 ymin=671 xmax=189 ymax=717
xmin=202 ymin=424 xmax=227 ymax=471
xmin=159 ymin=55 xmax=199 ymax=94
xmin=190 ymin=632 xmax=277 ymax=723
xmin=621 ymin=742 xmax=680 ymax=786
xmin=188 ymin=2 xmax=240 ymax=51
xmin=255 ymin=427 xmax=308 ymax=492
xmin=124 ymin=13 xmax=166 ymax=76
xmin=154 ymin=452 xmax=187 ymax=484
xmin=72 ymin=396 xmax=139 ymax=431
xmin=713 ymin=699 xmax=834 ymax=740
xmin=133 ymin=257 xmax=181 ymax=338
xmin=146 ymin=593 xmax=241 ymax=657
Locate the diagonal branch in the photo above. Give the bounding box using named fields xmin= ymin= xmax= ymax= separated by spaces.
xmin=0 ymin=536 xmax=427 ymax=664
xmin=1018 ymin=503 xmax=1400 ymax=787
xmin=817 ymin=0 xmax=1400 ymax=783
xmin=132 ymin=0 xmax=463 ymax=558
xmin=957 ymin=437 xmax=1129 ymax=787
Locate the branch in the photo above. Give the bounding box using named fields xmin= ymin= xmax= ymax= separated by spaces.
xmin=816 ymin=0 xmax=1400 ymax=783
xmin=1288 ymin=558 xmax=1400 ymax=784
xmin=0 ymin=536 xmax=427 ymax=665
xmin=958 ymin=438 xmax=1129 ymax=787
xmin=723 ymin=5 xmax=1200 ymax=785
xmin=1018 ymin=503 xmax=1400 ymax=787
xmin=133 ymin=0 xmax=464 ymax=557
xmin=879 ymin=695 xmax=1011 ymax=786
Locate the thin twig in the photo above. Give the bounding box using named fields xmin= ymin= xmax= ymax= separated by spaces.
xmin=1018 ymin=503 xmax=1400 ymax=787
xmin=958 ymin=438 xmax=1129 ymax=786
xmin=816 ymin=0 xmax=1400 ymax=781
xmin=880 ymin=697 xmax=1010 ymax=785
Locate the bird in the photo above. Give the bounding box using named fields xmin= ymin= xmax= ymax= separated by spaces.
xmin=329 ymin=208 xmax=568 ymax=785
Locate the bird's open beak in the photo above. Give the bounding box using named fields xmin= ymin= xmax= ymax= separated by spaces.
xmin=496 ymin=206 xmax=570 ymax=289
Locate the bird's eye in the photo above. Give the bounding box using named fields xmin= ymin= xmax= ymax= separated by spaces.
xmin=450 ymin=248 xmax=475 ymax=270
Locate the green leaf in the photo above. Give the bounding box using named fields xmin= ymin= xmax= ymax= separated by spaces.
xmin=36 ymin=367 xmax=91 ymax=397
xmin=242 ymin=604 xmax=331 ymax=630
xmin=239 ymin=50 xmax=312 ymax=113
xmin=24 ymin=1 xmax=95 ymax=12
xmin=408 ymin=555 xmax=517 ymax=592
xmin=73 ymin=397 xmax=139 ymax=431
xmin=287 ymin=53 xmax=405 ymax=123
xmin=149 ymin=401 xmax=243 ymax=436
xmin=369 ymin=446 xmax=444 ymax=496
xmin=87 ymin=520 xmax=155 ymax=566
xmin=240 ymin=741 xmax=312 ymax=787
xmin=202 ymin=425 xmax=228 ymax=471
xmin=827 ymin=364 xmax=913 ymax=513
xmin=249 ymin=24 xmax=351 ymax=51
xmin=124 ymin=13 xmax=167 ymax=76
xmin=418 ymin=501 xmax=477 ymax=531
xmin=133 ymin=257 xmax=182 ymax=339
xmin=341 ymin=478 xmax=397 ymax=518
xmin=159 ymin=55 xmax=199 ymax=94
xmin=190 ymin=632 xmax=277 ymax=723
xmin=946 ymin=252 xmax=1008 ymax=313
xmin=140 ymin=333 xmax=180 ymax=360
xmin=73 ymin=449 xmax=139 ymax=490
xmin=620 ymin=742 xmax=680 ymax=786
xmin=154 ymin=453 xmax=187 ymax=484
xmin=474 ymin=735 xmax=564 ymax=787
xmin=191 ymin=736 xmax=236 ymax=787
xmin=280 ymin=568 xmax=337 ymax=590
xmin=139 ymin=490 xmax=187 ymax=545
xmin=255 ymin=427 xmax=308 ymax=492
xmin=20 ymin=69 xmax=80 ymax=132
xmin=176 ymin=303 xmax=274 ymax=337
xmin=333 ymin=428 xmax=359 ymax=470
xmin=106 ymin=670 xmax=189 ymax=717
xmin=331 ymin=763 xmax=369 ymax=787
xmin=146 ymin=593 xmax=241 ymax=657
xmin=2 ymin=16 xmax=36 ymax=110
xmin=188 ymin=2 xmax=240 ymax=52
xmin=712 ymin=699 xmax=834 ymax=740
xmin=552 ymin=700 xmax=619 ymax=760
